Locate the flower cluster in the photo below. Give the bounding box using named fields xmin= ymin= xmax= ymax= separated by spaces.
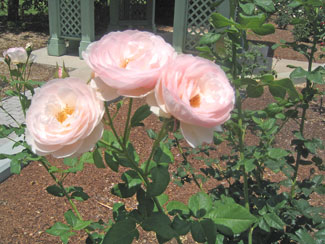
xmin=24 ymin=30 xmax=235 ymax=158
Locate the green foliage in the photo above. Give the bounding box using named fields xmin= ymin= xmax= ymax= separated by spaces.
xmin=1 ymin=0 xmax=324 ymax=243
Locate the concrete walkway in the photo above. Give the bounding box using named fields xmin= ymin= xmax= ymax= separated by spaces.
xmin=0 ymin=31 xmax=323 ymax=182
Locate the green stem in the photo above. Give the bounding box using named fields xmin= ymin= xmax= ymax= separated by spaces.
xmin=290 ymin=106 xmax=307 ymax=199
xmin=123 ymin=98 xmax=133 ymax=146
xmin=290 ymin=22 xmax=317 ymax=200
xmin=0 ymin=105 xmax=21 ymax=127
xmin=175 ymin=136 xmax=204 ymax=192
xmin=99 ymin=139 xmax=123 ymax=153
xmin=248 ymin=227 xmax=254 ymax=244
xmin=105 ymin=102 xmax=165 ymax=214
xmin=144 ymin=119 xmax=169 ymax=175
xmin=105 ymin=102 xmax=123 ymax=146
xmin=39 ymin=158 xmax=95 ymax=242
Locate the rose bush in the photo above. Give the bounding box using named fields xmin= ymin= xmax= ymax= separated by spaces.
xmin=83 ymin=30 xmax=176 ymax=99
xmin=26 ymin=77 xmax=104 ymax=158
xmin=147 ymin=54 xmax=235 ymax=147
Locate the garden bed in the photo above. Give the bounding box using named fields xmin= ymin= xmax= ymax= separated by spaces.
xmin=0 ymin=16 xmax=324 ymax=243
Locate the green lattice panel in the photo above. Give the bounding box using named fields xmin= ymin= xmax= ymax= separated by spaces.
xmin=119 ymin=0 xmax=147 ymax=20
xmin=59 ymin=0 xmax=82 ymax=39
xmin=185 ymin=0 xmax=214 ymax=52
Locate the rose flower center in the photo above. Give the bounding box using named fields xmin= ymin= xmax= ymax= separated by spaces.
xmin=56 ymin=105 xmax=74 ymax=123
xmin=120 ymin=58 xmax=130 ymax=68
xmin=190 ymin=94 xmax=201 ymax=108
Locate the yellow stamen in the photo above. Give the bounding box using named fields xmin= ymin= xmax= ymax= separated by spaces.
xmin=120 ymin=58 xmax=130 ymax=68
xmin=190 ymin=94 xmax=201 ymax=108
xmin=56 ymin=106 xmax=74 ymax=123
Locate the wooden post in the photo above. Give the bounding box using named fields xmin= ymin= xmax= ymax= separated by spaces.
xmin=172 ymin=0 xmax=188 ymax=53
xmin=47 ymin=0 xmax=66 ymax=56
xmin=79 ymin=0 xmax=95 ymax=58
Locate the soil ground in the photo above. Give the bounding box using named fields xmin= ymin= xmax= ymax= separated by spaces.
xmin=0 ymin=16 xmax=324 ymax=244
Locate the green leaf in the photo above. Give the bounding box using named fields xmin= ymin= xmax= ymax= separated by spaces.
xmin=71 ymin=189 xmax=89 ymax=202
xmin=147 ymin=166 xmax=170 ymax=197
xmin=207 ymin=202 xmax=256 ymax=235
xmin=46 ymin=185 xmax=65 ymax=197
xmin=239 ymin=3 xmax=255 ymax=15
xmin=104 ymin=151 xmax=119 ymax=172
xmin=79 ymin=152 xmax=94 ymax=164
xmin=190 ymin=221 xmax=206 ymax=243
xmin=142 ymin=212 xmax=176 ymax=240
xmin=252 ymin=23 xmax=275 ymax=35
xmin=246 ymin=85 xmax=264 ymax=98
xmin=60 ymin=231 xmax=75 ymax=244
xmin=111 ymin=183 xmax=140 ymax=198
xmin=188 ymin=192 xmax=212 ymax=218
xmin=131 ymin=104 xmax=151 ymax=127
xmin=290 ymin=67 xmax=307 ymax=80
xmin=64 ymin=210 xmax=78 ymax=227
xmin=292 ymin=228 xmax=316 ymax=244
xmin=210 ymin=13 xmax=238 ymax=29
xmin=103 ymin=219 xmax=139 ymax=244
xmin=117 ymin=142 xmax=139 ymax=169
xmin=269 ymin=78 xmax=300 ymax=100
xmin=10 ymin=160 xmax=21 ymax=174
xmin=63 ymin=157 xmax=78 ymax=167
xmin=239 ymin=158 xmax=256 ymax=172
xmin=93 ymin=148 xmax=105 ymax=168
xmin=172 ymin=216 xmax=191 ymax=236
xmin=263 ymin=212 xmax=285 ymax=230
xmin=288 ymin=0 xmax=302 ymax=8
xmin=199 ymin=33 xmax=221 ymax=45
xmin=201 ymin=219 xmax=217 ymax=244
xmin=73 ymin=219 xmax=92 ymax=231
xmin=269 ymin=85 xmax=286 ymax=99
xmin=307 ymin=71 xmax=324 ymax=84
xmin=241 ymin=78 xmax=258 ymax=86
xmin=98 ymin=130 xmax=117 ymax=148
xmin=254 ymin=0 xmax=275 ymax=12
xmin=268 ymin=148 xmax=289 ymax=160
xmin=137 ymin=188 xmax=154 ymax=217
xmin=146 ymin=129 xmax=157 ymax=139
xmin=166 ymin=201 xmax=190 ymax=217
xmin=239 ymin=13 xmax=266 ymax=29
xmin=46 ymin=222 xmax=70 ymax=236
xmin=122 ymin=170 xmax=142 ymax=188
xmin=153 ymin=142 xmax=174 ymax=166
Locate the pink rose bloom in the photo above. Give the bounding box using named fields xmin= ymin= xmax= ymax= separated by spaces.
xmin=3 ymin=47 xmax=28 ymax=64
xmin=83 ymin=30 xmax=176 ymax=99
xmin=26 ymin=78 xmax=104 ymax=158
xmin=147 ymin=54 xmax=235 ymax=147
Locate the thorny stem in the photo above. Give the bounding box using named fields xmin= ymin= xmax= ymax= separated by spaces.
xmin=144 ymin=119 xmax=169 ymax=175
xmin=0 ymin=105 xmax=21 ymax=127
xmin=232 ymin=32 xmax=251 ymax=243
xmin=39 ymin=158 xmax=95 ymax=243
xmin=123 ymin=98 xmax=133 ymax=146
xmin=175 ymin=136 xmax=204 ymax=192
xmin=105 ymin=102 xmax=182 ymax=243
xmin=105 ymin=102 xmax=165 ymax=214
xmin=290 ymin=19 xmax=318 ymax=200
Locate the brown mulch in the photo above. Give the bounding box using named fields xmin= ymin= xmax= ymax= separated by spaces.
xmin=0 ymin=24 xmax=324 ymax=243
xmin=246 ymin=24 xmax=325 ymax=63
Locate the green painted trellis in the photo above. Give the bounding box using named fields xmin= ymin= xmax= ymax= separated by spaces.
xmin=172 ymin=0 xmax=230 ymax=53
xmin=47 ymin=0 xmax=94 ymax=58
xmin=109 ymin=0 xmax=156 ymax=32
xmin=48 ymin=0 xmax=230 ymax=58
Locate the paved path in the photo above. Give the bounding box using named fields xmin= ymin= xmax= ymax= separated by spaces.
xmin=0 ymin=31 xmax=323 ymax=182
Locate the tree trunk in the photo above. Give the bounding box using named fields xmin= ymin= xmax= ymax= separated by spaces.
xmin=7 ymin=0 xmax=19 ymax=21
